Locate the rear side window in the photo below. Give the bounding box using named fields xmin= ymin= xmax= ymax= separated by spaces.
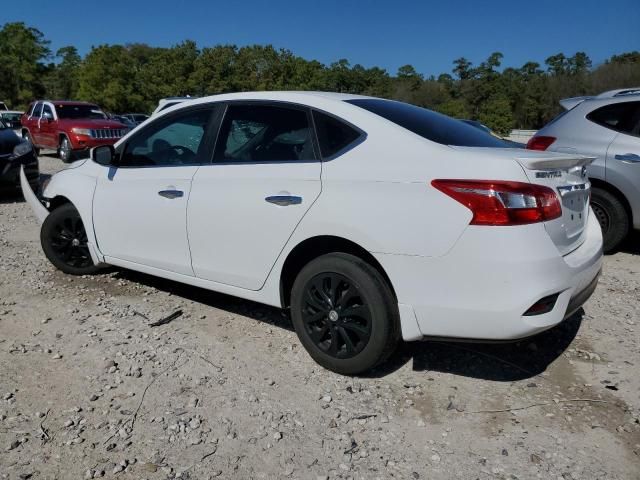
xmin=587 ymin=101 xmax=640 ymax=135
xmin=346 ymin=99 xmax=507 ymax=148
xmin=313 ymin=110 xmax=362 ymax=158
xmin=214 ymin=104 xmax=316 ymax=162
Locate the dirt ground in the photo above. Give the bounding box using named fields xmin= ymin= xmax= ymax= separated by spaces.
xmin=1 ymin=155 xmax=638 ymax=480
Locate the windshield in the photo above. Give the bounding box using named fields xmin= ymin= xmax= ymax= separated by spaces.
xmin=346 ymin=98 xmax=508 ymax=148
xmin=56 ymin=104 xmax=107 ymax=120
xmin=0 ymin=118 xmax=6 ymax=129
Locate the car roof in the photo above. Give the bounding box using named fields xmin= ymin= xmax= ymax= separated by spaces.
xmin=179 ymin=91 xmax=375 ymax=107
xmin=1 ymin=110 xmax=23 ymax=114
xmin=34 ymin=100 xmax=100 ymax=106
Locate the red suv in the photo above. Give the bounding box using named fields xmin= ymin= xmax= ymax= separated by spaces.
xmin=21 ymin=101 xmax=128 ymax=162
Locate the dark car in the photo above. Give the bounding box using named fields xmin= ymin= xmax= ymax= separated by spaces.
xmin=122 ymin=113 xmax=149 ymax=125
xmin=0 ymin=117 xmax=39 ymax=194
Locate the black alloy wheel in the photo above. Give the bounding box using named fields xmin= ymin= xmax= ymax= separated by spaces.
xmin=41 ymin=203 xmax=100 ymax=275
xmin=290 ymin=253 xmax=399 ymax=375
xmin=301 ymin=272 xmax=372 ymax=359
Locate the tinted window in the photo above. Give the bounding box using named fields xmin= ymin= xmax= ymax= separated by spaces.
xmin=56 ymin=104 xmax=106 ymax=120
xmin=32 ymin=103 xmax=43 ymax=118
xmin=346 ymin=99 xmax=507 ymax=148
xmin=313 ymin=110 xmax=362 ymax=158
xmin=120 ymin=108 xmax=212 ymax=167
xmin=587 ymin=101 xmax=640 ymax=135
xmin=42 ymin=104 xmax=53 ymax=117
xmin=214 ymin=104 xmax=316 ymax=162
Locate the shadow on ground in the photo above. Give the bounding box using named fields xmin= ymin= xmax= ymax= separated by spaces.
xmin=618 ymin=231 xmax=640 ymax=256
xmin=112 ymin=268 xmax=580 ymax=382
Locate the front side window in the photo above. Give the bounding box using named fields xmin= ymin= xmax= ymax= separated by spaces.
xmin=32 ymin=102 xmax=43 ymax=118
xmin=120 ymin=108 xmax=212 ymax=167
xmin=313 ymin=110 xmax=362 ymax=158
xmin=587 ymin=101 xmax=640 ymax=135
xmin=346 ymin=98 xmax=507 ymax=148
xmin=214 ymin=104 xmax=316 ymax=162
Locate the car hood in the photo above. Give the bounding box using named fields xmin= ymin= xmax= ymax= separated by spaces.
xmin=0 ymin=128 xmax=22 ymax=155
xmin=57 ymin=119 xmax=127 ymax=129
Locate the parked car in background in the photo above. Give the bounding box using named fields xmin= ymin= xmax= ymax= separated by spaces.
xmin=0 ymin=101 xmax=8 ymax=111
xmin=121 ymin=113 xmax=149 ymax=125
xmin=109 ymin=114 xmax=136 ymax=129
xmin=461 ymin=119 xmax=524 ymax=147
xmin=527 ymin=88 xmax=640 ymax=252
xmin=0 ymin=110 xmax=24 ymax=135
xmin=0 ymin=117 xmax=39 ymax=194
xmin=21 ymin=92 xmax=602 ymax=374
xmin=151 ymin=96 xmax=197 ymax=115
xmin=21 ymin=101 xmax=128 ymax=162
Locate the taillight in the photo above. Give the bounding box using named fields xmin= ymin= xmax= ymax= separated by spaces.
xmin=431 ymin=179 xmax=562 ymax=226
xmin=526 ymin=135 xmax=556 ymax=151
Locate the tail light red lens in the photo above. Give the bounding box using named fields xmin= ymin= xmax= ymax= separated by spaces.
xmin=431 ymin=179 xmax=562 ymax=226
xmin=526 ymin=135 xmax=556 ymax=151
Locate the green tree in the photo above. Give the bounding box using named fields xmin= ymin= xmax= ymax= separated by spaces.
xmin=0 ymin=22 xmax=50 ymax=108
xmin=76 ymin=45 xmax=145 ymax=112
xmin=43 ymin=46 xmax=81 ymax=99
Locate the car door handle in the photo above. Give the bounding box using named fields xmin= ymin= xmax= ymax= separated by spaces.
xmin=158 ymin=189 xmax=184 ymax=199
xmin=265 ymin=195 xmax=302 ymax=206
xmin=614 ymin=153 xmax=640 ymax=163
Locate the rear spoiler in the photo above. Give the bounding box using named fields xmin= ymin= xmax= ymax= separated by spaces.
xmin=514 ymin=154 xmax=596 ymax=171
xmin=559 ymin=96 xmax=591 ymax=110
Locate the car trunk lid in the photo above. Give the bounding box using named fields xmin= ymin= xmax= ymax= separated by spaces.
xmin=452 ymin=147 xmax=595 ymax=256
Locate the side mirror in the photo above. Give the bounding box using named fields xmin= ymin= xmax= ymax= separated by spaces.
xmin=91 ymin=145 xmax=116 ymax=166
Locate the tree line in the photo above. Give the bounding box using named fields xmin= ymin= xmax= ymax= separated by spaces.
xmin=1 ymin=22 xmax=639 ymax=134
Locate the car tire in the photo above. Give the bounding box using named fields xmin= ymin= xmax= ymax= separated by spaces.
xmin=590 ymin=187 xmax=629 ymax=253
xmin=24 ymin=131 xmax=40 ymax=156
xmin=290 ymin=253 xmax=400 ymax=375
xmin=58 ymin=136 xmax=74 ymax=163
xmin=40 ymin=203 xmax=100 ymax=275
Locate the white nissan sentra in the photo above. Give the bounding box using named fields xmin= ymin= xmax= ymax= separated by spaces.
xmin=21 ymin=92 xmax=603 ymax=375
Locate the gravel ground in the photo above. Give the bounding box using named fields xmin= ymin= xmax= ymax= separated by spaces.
xmin=0 ymin=155 xmax=639 ymax=480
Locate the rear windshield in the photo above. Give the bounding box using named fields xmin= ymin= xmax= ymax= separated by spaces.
xmin=346 ymin=98 xmax=508 ymax=148
xmin=56 ymin=104 xmax=107 ymax=119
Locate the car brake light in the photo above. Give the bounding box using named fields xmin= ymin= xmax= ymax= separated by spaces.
xmin=431 ymin=179 xmax=562 ymax=226
xmin=526 ymin=135 xmax=556 ymax=151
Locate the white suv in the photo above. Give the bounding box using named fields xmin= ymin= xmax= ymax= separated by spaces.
xmin=528 ymin=88 xmax=640 ymax=252
xmin=21 ymin=91 xmax=603 ymax=374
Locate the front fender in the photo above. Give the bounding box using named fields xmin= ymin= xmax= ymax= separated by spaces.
xmin=23 ymin=164 xmax=104 ymax=266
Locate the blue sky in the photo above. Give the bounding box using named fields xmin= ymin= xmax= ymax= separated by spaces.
xmin=2 ymin=0 xmax=638 ymax=76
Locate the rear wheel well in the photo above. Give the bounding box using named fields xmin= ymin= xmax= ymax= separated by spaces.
xmin=589 ymin=178 xmax=632 ymax=222
xmin=280 ymin=236 xmax=395 ymax=308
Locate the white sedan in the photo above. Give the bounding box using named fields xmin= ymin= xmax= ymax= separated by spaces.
xmin=21 ymin=91 xmax=603 ymax=374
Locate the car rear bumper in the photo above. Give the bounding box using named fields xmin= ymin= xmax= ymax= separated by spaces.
xmin=375 ymin=209 xmax=603 ymax=341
